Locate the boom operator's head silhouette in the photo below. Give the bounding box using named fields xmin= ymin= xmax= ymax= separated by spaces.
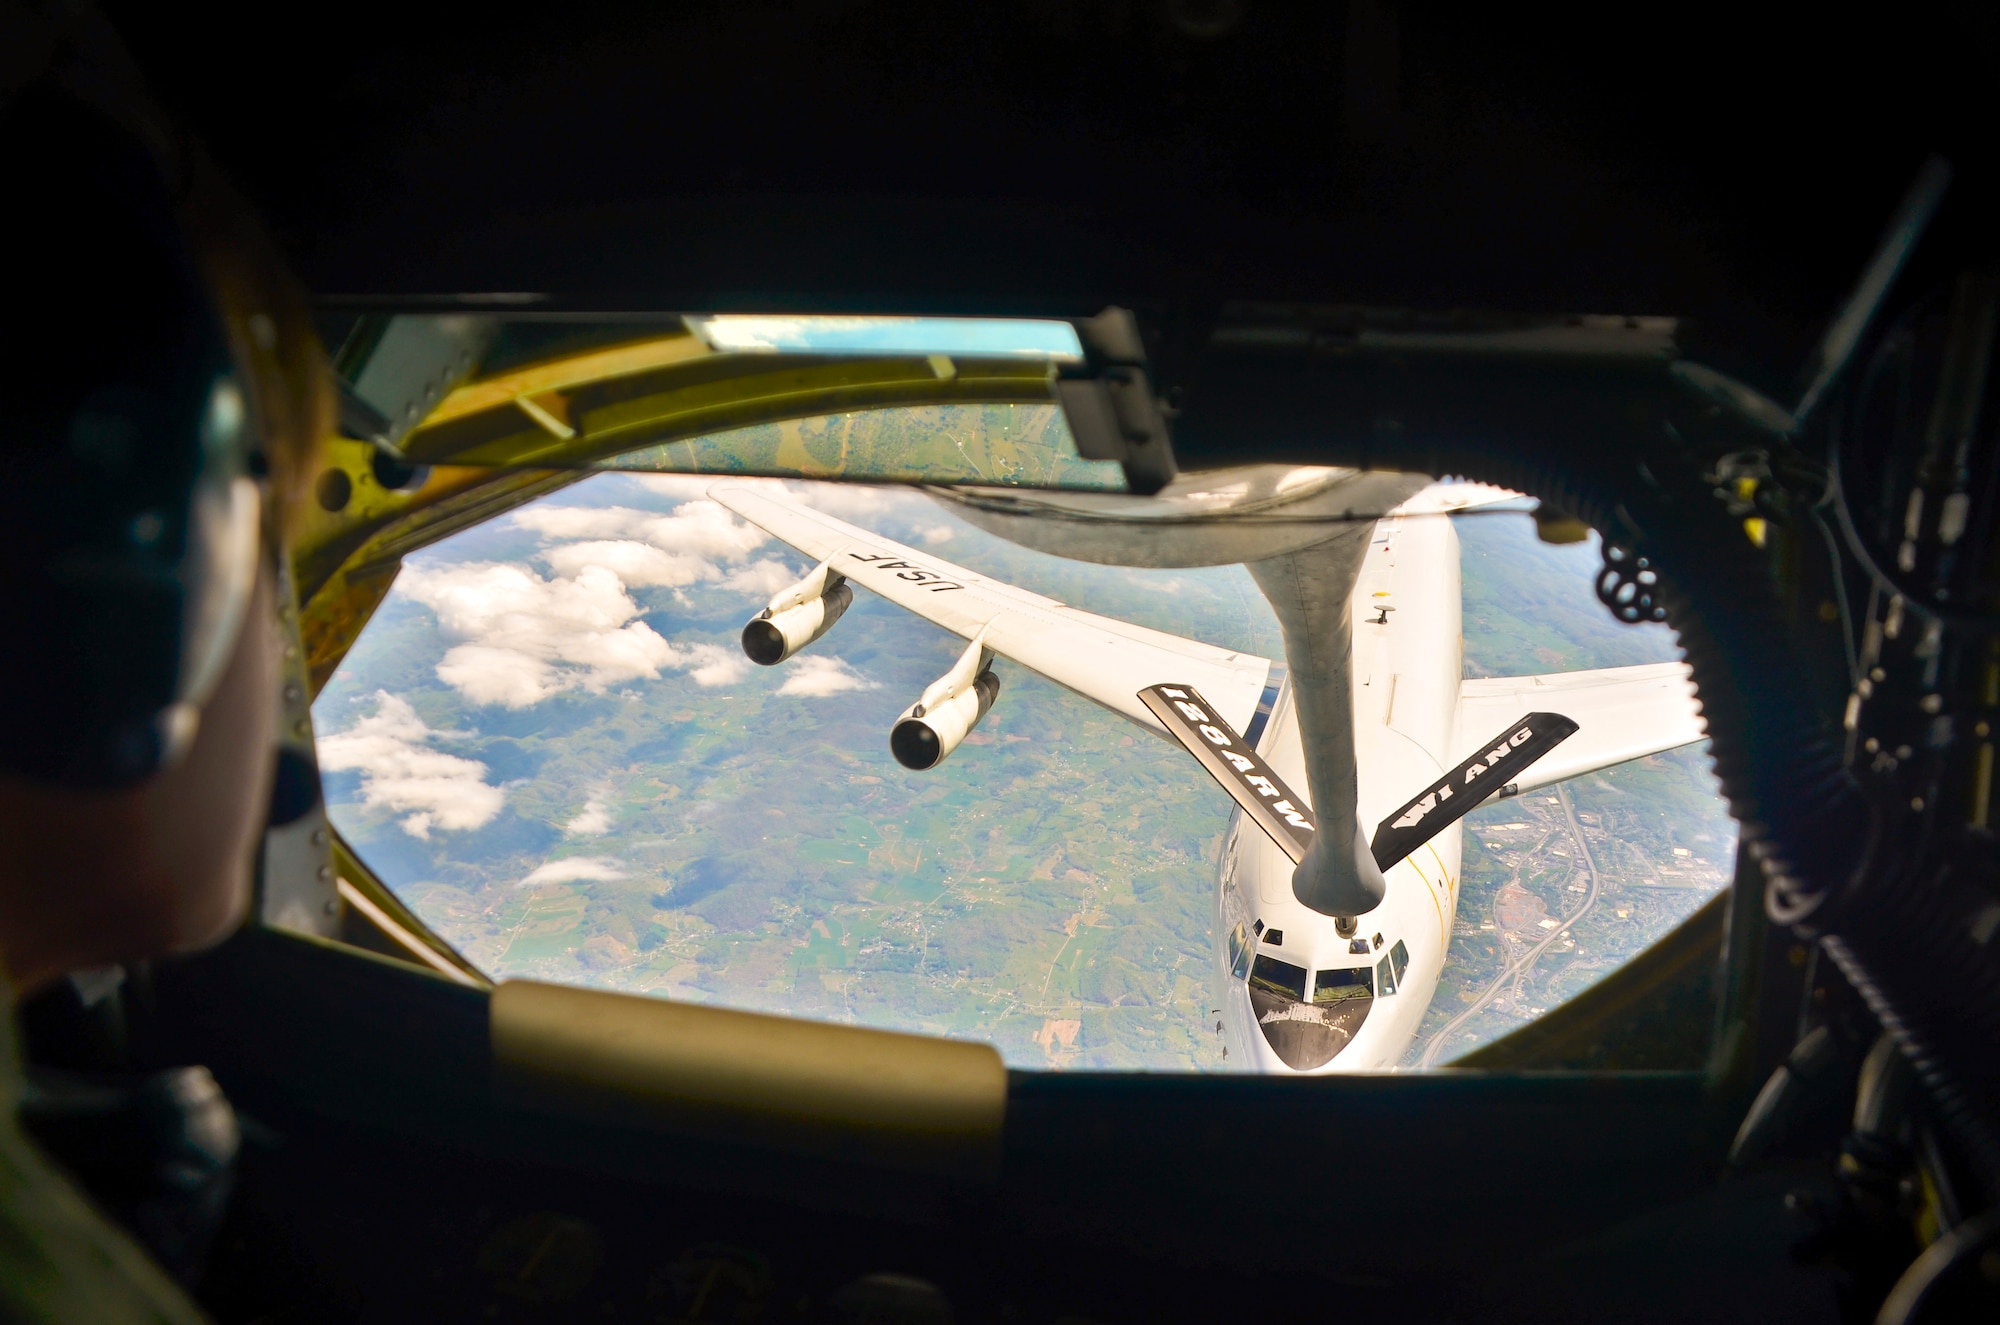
xmin=0 ymin=5 xmax=329 ymax=993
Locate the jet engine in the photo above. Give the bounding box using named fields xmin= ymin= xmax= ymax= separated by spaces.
xmin=740 ymin=561 xmax=853 ymax=665
xmin=891 ymin=633 xmax=1001 ymax=770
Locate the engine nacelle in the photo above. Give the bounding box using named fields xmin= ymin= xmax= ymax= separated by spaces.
xmin=741 ymin=564 xmax=852 ymax=665
xmin=891 ymin=671 xmax=1000 ymax=770
xmin=891 ymin=633 xmax=1001 ymax=769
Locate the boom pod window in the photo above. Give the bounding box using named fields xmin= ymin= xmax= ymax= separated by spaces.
xmin=310 ymin=426 xmax=1733 ymax=1071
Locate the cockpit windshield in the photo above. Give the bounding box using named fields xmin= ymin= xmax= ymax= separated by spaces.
xmin=1249 ymin=956 xmax=1309 ymax=1003
xmin=1313 ymin=969 xmax=1372 ymax=1003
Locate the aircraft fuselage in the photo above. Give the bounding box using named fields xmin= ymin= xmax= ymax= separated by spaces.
xmin=1215 ymin=512 xmax=1466 ymax=1072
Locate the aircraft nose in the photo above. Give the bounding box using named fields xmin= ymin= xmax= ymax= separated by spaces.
xmin=1250 ymin=988 xmax=1371 ymax=1070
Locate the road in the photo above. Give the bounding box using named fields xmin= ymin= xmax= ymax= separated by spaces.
xmin=1415 ymin=782 xmax=1604 ymax=1067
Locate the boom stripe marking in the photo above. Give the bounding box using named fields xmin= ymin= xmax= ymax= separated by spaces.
xmin=1139 ymin=683 xmax=1316 ymax=864
xmin=1370 ymin=712 xmax=1579 ymax=871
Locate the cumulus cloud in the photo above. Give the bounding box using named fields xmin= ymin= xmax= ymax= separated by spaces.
xmin=720 ymin=558 xmax=798 ymax=597
xmin=629 ymin=470 xmax=946 ymax=525
xmin=681 ymin=643 xmax=750 ymax=687
xmin=402 ymin=482 xmax=947 ymax=709
xmin=565 ymin=797 xmax=612 ymax=836
xmin=400 ymin=562 xmax=679 ymax=707
xmin=631 ymin=474 xmax=937 ymax=525
xmin=399 ymin=559 xmax=759 ymax=706
xmin=522 ymin=856 xmax=627 ymax=886
xmin=318 ymin=692 xmax=504 ymax=839
xmin=918 ymin=525 xmax=956 ymax=545
xmin=776 ymin=655 xmax=878 ymax=698
xmin=782 ymin=480 xmax=934 ymax=521
xmin=627 ymin=474 xmax=718 ymax=502
xmin=543 ymin=540 xmax=706 ymax=589
xmin=514 ymin=499 xmax=767 ymax=562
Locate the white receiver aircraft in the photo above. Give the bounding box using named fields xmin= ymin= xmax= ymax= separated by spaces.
xmin=711 ymin=467 xmax=1705 ymax=1072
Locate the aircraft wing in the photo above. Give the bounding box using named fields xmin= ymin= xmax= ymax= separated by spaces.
xmin=1456 ymin=661 xmax=1705 ymax=793
xmin=709 ymin=483 xmax=1275 ymax=735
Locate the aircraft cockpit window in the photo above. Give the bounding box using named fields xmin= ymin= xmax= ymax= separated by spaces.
xmin=1228 ymin=923 xmax=1255 ymax=980
xmin=1248 ymin=956 xmax=1309 ymax=1003
xmin=1312 ymin=969 xmax=1372 ymax=1004
xmin=312 ymin=399 xmax=1734 ymax=1071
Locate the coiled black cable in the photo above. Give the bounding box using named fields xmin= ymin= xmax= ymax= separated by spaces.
xmin=1405 ymin=406 xmax=2000 ymax=1206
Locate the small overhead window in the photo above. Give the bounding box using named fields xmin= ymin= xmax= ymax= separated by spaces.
xmin=1249 ymin=955 xmax=1308 ymax=1002
xmin=1313 ymin=968 xmax=1373 ymax=1004
xmin=1377 ymin=955 xmax=1398 ymax=996
xmin=1373 ymin=933 xmax=1384 ymax=950
xmin=1263 ymin=929 xmax=1284 ymax=947
xmin=1348 ymin=937 xmax=1370 ymax=955
xmin=1390 ymin=939 xmax=1410 ymax=985
xmin=692 ymin=314 xmax=1086 ymax=361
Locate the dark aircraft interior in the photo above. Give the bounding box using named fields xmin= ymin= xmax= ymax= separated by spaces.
xmin=12 ymin=3 xmax=2000 ymax=1320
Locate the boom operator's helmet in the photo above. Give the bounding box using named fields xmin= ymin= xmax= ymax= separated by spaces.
xmin=0 ymin=5 xmax=325 ymax=788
